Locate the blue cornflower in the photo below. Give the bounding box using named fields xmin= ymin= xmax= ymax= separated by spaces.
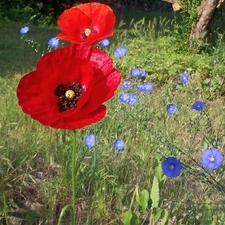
xmin=99 ymin=38 xmax=110 ymax=47
xmin=162 ymin=157 xmax=182 ymax=178
xmin=192 ymin=101 xmax=205 ymax=111
xmin=119 ymin=93 xmax=130 ymax=103
xmin=128 ymin=94 xmax=138 ymax=106
xmin=166 ymin=104 xmax=177 ymax=114
xmin=179 ymin=72 xmax=189 ymax=83
xmin=136 ymin=82 xmax=153 ymax=92
xmin=20 ymin=26 xmax=29 ymax=34
xmin=84 ymin=134 xmax=98 ymax=148
xmin=201 ymin=148 xmax=223 ymax=170
xmin=120 ymin=81 xmax=132 ymax=90
xmin=114 ymin=46 xmax=127 ymax=58
xmin=114 ymin=139 xmax=125 ymax=151
xmin=48 ymin=37 xmax=59 ymax=48
xmin=130 ymin=68 xmax=140 ymax=78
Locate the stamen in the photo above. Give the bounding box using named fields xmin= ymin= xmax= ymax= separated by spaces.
xmin=54 ymin=82 xmax=83 ymax=112
xmin=169 ymin=164 xmax=175 ymax=169
xmin=210 ymin=156 xmax=215 ymax=162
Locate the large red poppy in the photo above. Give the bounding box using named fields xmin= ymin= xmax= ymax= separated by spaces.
xmin=17 ymin=44 xmax=121 ymax=129
xmin=57 ymin=3 xmax=116 ymax=44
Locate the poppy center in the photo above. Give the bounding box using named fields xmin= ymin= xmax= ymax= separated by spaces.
xmin=65 ymin=90 xmax=75 ymax=100
xmin=81 ymin=27 xmax=96 ymax=40
xmin=84 ymin=28 xmax=91 ymax=37
xmin=169 ymin=164 xmax=175 ymax=170
xmin=54 ymin=82 xmax=83 ymax=112
xmin=210 ymin=156 xmax=215 ymax=162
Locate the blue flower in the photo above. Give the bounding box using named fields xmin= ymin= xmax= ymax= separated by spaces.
xmin=85 ymin=134 xmax=98 ymax=148
xmin=128 ymin=94 xmax=138 ymax=106
xmin=119 ymin=93 xmax=138 ymax=106
xmin=201 ymin=148 xmax=223 ymax=170
xmin=179 ymin=72 xmax=189 ymax=83
xmin=114 ymin=46 xmax=127 ymax=58
xmin=119 ymin=93 xmax=130 ymax=103
xmin=48 ymin=37 xmax=59 ymax=48
xmin=20 ymin=26 xmax=29 ymax=34
xmin=192 ymin=101 xmax=205 ymax=111
xmin=162 ymin=157 xmax=182 ymax=178
xmin=136 ymin=82 xmax=153 ymax=92
xmin=130 ymin=68 xmax=140 ymax=78
xmin=166 ymin=104 xmax=177 ymax=114
xmin=120 ymin=81 xmax=132 ymax=90
xmin=140 ymin=69 xmax=146 ymax=77
xmin=114 ymin=139 xmax=125 ymax=151
xmin=99 ymin=38 xmax=110 ymax=47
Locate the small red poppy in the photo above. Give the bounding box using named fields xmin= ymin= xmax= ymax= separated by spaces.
xmin=57 ymin=3 xmax=116 ymax=44
xmin=17 ymin=44 xmax=121 ymax=129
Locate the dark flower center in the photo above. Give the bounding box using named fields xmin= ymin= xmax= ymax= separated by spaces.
xmin=81 ymin=27 xmax=96 ymax=40
xmin=54 ymin=82 xmax=83 ymax=112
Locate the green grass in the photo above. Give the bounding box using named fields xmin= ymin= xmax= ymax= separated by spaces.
xmin=1 ymin=11 xmax=225 ymax=225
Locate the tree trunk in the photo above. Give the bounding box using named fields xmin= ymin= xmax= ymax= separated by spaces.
xmin=190 ymin=0 xmax=221 ymax=43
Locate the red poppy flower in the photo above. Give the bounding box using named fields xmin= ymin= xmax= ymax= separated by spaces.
xmin=17 ymin=44 xmax=121 ymax=129
xmin=57 ymin=3 xmax=116 ymax=44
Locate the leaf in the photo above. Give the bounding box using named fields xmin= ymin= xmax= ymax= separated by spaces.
xmin=122 ymin=210 xmax=133 ymax=225
xmin=161 ymin=210 xmax=169 ymax=225
xmin=150 ymin=176 xmax=159 ymax=209
xmin=153 ymin=208 xmax=162 ymax=223
xmin=139 ymin=189 xmax=149 ymax=212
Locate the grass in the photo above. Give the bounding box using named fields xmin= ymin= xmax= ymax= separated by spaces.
xmin=1 ymin=10 xmax=225 ymax=225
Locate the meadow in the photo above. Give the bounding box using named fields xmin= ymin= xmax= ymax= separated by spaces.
xmin=1 ymin=9 xmax=225 ymax=225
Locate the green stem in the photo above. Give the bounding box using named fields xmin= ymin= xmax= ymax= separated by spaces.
xmin=86 ymin=128 xmax=97 ymax=224
xmin=71 ymin=130 xmax=77 ymax=225
xmin=2 ymin=176 xmax=9 ymax=225
xmin=57 ymin=204 xmax=74 ymax=225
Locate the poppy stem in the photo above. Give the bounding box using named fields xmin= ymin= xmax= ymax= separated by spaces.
xmin=71 ymin=129 xmax=77 ymax=224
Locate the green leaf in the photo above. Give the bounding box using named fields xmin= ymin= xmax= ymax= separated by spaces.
xmin=161 ymin=210 xmax=169 ymax=225
xmin=139 ymin=189 xmax=149 ymax=212
xmin=150 ymin=176 xmax=159 ymax=208
xmin=122 ymin=210 xmax=133 ymax=225
xmin=153 ymin=208 xmax=162 ymax=223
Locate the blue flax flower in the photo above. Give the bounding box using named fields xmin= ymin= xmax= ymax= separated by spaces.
xmin=130 ymin=68 xmax=140 ymax=78
xmin=179 ymin=72 xmax=189 ymax=83
xmin=119 ymin=93 xmax=138 ymax=106
xmin=166 ymin=104 xmax=177 ymax=114
xmin=192 ymin=101 xmax=205 ymax=111
xmin=162 ymin=157 xmax=182 ymax=178
xmin=20 ymin=26 xmax=29 ymax=34
xmin=128 ymin=94 xmax=138 ymax=106
xmin=48 ymin=37 xmax=59 ymax=48
xmin=114 ymin=139 xmax=125 ymax=151
xmin=114 ymin=46 xmax=127 ymax=58
xmin=119 ymin=93 xmax=130 ymax=103
xmin=136 ymin=82 xmax=153 ymax=92
xmin=201 ymin=148 xmax=223 ymax=170
xmin=85 ymin=134 xmax=98 ymax=148
xmin=99 ymin=38 xmax=110 ymax=47
xmin=140 ymin=69 xmax=146 ymax=77
xmin=120 ymin=81 xmax=132 ymax=90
